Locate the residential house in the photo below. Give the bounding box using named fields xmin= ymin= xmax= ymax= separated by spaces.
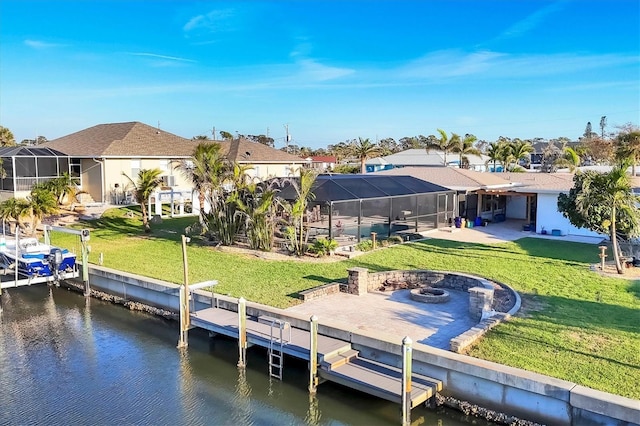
xmin=365 ymin=148 xmax=490 ymax=172
xmin=41 ymin=122 xmax=306 ymax=206
xmin=305 ymin=156 xmax=337 ymax=172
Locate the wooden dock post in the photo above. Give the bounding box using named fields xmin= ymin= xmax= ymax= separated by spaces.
xmin=238 ymin=297 xmax=247 ymax=368
xmin=177 ymin=235 xmax=190 ymax=349
xmin=401 ymin=336 xmax=413 ymax=426
xmin=308 ymin=315 xmax=318 ymax=394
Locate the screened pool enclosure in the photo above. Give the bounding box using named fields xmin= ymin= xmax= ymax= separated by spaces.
xmin=0 ymin=147 xmax=75 ymax=195
xmin=278 ymin=174 xmax=456 ymax=242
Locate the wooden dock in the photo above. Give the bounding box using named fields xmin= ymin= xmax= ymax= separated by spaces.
xmin=190 ymin=307 xmax=442 ymax=409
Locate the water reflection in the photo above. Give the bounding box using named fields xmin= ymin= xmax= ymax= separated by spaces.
xmin=1 ymin=286 xmax=496 ymax=426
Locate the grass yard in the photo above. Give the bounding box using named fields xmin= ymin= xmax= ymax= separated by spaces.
xmin=51 ymin=207 xmax=640 ymax=399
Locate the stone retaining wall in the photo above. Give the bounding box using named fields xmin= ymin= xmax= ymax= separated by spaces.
xmin=298 ymin=283 xmax=342 ymax=301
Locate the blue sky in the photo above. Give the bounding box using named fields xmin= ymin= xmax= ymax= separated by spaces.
xmin=1 ymin=0 xmax=638 ymax=149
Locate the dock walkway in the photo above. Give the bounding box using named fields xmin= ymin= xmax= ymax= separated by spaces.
xmin=190 ymin=307 xmax=442 ymax=409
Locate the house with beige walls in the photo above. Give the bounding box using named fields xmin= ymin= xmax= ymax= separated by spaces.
xmin=41 ymin=121 xmax=306 ymax=205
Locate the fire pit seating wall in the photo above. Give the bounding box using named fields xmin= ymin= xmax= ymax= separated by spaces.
xmin=347 ymin=268 xmax=494 ymax=321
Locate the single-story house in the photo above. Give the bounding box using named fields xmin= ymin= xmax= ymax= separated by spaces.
xmin=376 ymin=166 xmax=611 ymax=238
xmin=40 ymin=121 xmax=306 ymax=205
xmin=365 ymin=149 xmax=490 ymax=172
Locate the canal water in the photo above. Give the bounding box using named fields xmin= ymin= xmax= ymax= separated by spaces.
xmin=0 ymin=286 xmax=497 ymax=426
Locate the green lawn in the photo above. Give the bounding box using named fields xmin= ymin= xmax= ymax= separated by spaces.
xmin=51 ymin=207 xmax=640 ymax=399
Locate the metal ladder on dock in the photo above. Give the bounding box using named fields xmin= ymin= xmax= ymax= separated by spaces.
xmin=265 ymin=317 xmax=291 ymax=380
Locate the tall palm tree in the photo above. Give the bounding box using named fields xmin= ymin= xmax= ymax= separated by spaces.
xmin=350 ymin=137 xmax=381 ymax=173
xmin=123 ymin=168 xmax=164 ymax=233
xmin=576 ymin=161 xmax=639 ymax=273
xmin=615 ymin=129 xmax=640 ymax=176
xmin=453 ymin=134 xmax=480 ymax=168
xmin=426 ymin=129 xmax=459 ymax=165
xmin=485 ymin=142 xmax=503 ymax=172
xmin=509 ymin=140 xmax=534 ymax=170
xmin=175 ymin=143 xmax=226 ymax=224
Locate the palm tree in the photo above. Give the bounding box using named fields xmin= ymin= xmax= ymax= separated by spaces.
xmin=0 ymin=197 xmax=31 ymax=234
xmin=554 ymin=146 xmax=580 ymax=171
xmin=485 ymin=142 xmax=503 ymax=172
xmin=576 ymin=161 xmax=639 ymax=273
xmin=509 ymin=140 xmax=534 ymax=170
xmin=615 ymin=128 xmax=640 ymax=176
xmin=236 ymin=180 xmax=281 ymax=251
xmin=282 ymin=168 xmax=317 ymax=256
xmin=0 ymin=126 xmax=16 ymax=147
xmin=426 ymin=129 xmax=458 ymax=165
xmin=25 ymin=187 xmax=59 ymax=235
xmin=453 ymin=134 xmax=480 ymax=168
xmin=350 ymin=137 xmax=381 ymax=173
xmin=175 ymin=143 xmax=226 ymax=224
xmin=123 ymin=168 xmax=164 ymax=233
xmin=39 ymin=172 xmax=83 ymax=207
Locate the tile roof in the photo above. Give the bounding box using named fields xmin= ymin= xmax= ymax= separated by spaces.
xmin=42 ymin=122 xmax=201 ymax=157
xmin=374 ymin=166 xmax=513 ymax=190
xmin=502 ymin=172 xmax=576 ymax=192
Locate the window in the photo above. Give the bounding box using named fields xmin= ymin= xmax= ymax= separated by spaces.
xmin=131 ymin=159 xmax=141 ymax=178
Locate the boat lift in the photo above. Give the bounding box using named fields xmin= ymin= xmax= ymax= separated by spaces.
xmin=0 ymin=226 xmax=89 ymax=300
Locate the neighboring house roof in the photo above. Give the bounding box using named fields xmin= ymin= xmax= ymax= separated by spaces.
xmin=501 ymin=172 xmax=576 ymax=193
xmin=366 ymin=148 xmax=488 ymax=167
xmin=278 ymin=174 xmax=452 ymax=202
xmin=42 ymin=121 xmax=200 ymax=157
xmin=309 ymin=156 xmax=337 ymax=163
xmin=0 ymin=146 xmax=68 ymax=157
xmin=217 ymin=138 xmax=304 ymax=163
xmin=374 ymin=166 xmax=513 ymax=191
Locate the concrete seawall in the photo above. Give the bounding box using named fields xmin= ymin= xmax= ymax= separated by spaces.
xmin=81 ymin=264 xmax=640 ymax=426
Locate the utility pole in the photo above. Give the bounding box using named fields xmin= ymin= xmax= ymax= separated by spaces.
xmin=284 ymin=124 xmax=291 ymax=153
xmin=212 ymin=126 xmax=216 ymax=140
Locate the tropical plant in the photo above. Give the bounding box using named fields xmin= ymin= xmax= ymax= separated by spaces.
xmin=558 ymin=160 xmax=640 ymax=273
xmin=39 ymin=172 xmax=83 ymax=207
xmin=122 ymin=168 xmax=164 ymax=233
xmin=202 ymin=162 xmax=252 ymax=245
xmin=0 ymin=197 xmax=30 ymax=233
xmin=509 ymin=139 xmax=534 ymax=169
xmin=484 ymin=142 xmax=504 ymax=172
xmin=426 ymin=129 xmax=459 ymax=165
xmin=350 ymin=137 xmax=381 ymax=173
xmin=281 ymin=168 xmax=317 ymax=256
xmin=236 ymin=182 xmax=282 ymax=251
xmin=453 ymin=134 xmax=481 ymax=168
xmin=175 ymin=143 xmax=226 ymax=225
xmin=0 ymin=126 xmax=16 ymax=147
xmin=24 ymin=187 xmax=59 ymax=234
xmin=615 ymin=128 xmax=640 ymax=176
xmin=308 ymin=237 xmax=338 ymax=257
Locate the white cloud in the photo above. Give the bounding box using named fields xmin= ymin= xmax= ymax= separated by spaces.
xmin=498 ymin=1 xmax=568 ymax=40
xmin=24 ymin=39 xmax=65 ymax=49
xmin=183 ymin=9 xmax=236 ymax=33
xmin=126 ymin=52 xmax=197 ymax=65
xmin=296 ymin=59 xmax=355 ymax=81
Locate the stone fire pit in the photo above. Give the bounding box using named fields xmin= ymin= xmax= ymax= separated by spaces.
xmin=410 ymin=286 xmax=450 ymax=303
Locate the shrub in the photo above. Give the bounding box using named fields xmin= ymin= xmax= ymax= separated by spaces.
xmin=387 ymin=235 xmax=403 ymax=245
xmin=308 ymin=237 xmax=339 ymax=257
xmin=355 ymin=240 xmax=373 ymax=252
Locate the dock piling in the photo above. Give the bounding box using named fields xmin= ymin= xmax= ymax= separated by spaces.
xmin=308 ymin=315 xmax=318 ymax=394
xmin=238 ymin=297 xmax=247 ymax=367
xmin=401 ymin=336 xmax=413 ymax=426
